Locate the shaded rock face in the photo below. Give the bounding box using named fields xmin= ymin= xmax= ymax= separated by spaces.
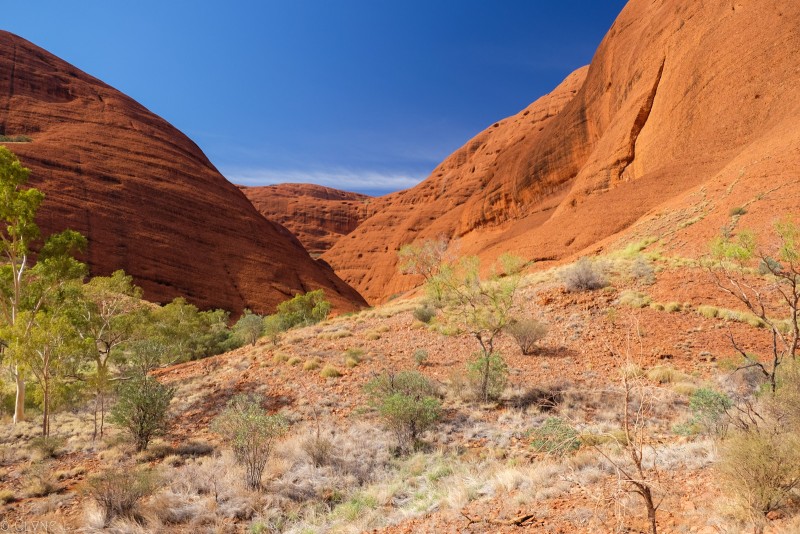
xmin=240 ymin=183 xmax=372 ymax=256
xmin=324 ymin=0 xmax=800 ymax=304
xmin=0 ymin=31 xmax=366 ymax=315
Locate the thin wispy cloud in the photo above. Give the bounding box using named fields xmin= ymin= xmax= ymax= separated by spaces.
xmin=223 ymin=168 xmax=425 ymax=195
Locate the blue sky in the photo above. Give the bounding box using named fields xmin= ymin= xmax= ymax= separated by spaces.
xmin=4 ymin=1 xmax=627 ymax=196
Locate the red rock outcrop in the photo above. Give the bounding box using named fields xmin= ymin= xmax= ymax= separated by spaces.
xmin=240 ymin=183 xmax=372 ymax=256
xmin=0 ymin=31 xmax=366 ymax=314
xmin=324 ymin=0 xmax=800 ymax=304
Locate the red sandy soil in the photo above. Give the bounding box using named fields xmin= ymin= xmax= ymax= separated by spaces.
xmin=0 ymin=31 xmax=365 ymax=315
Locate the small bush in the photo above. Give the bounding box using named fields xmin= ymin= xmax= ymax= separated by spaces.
xmin=466 ymin=352 xmax=509 ymax=402
xmin=529 ymin=417 xmax=580 ymax=456
xmin=507 ymin=318 xmax=548 ymax=355
xmin=412 ymin=305 xmax=436 ymax=324
xmin=211 ymin=394 xmax=288 ymax=490
xmin=110 ymin=373 xmax=174 ymax=452
xmin=303 ymin=358 xmax=321 ymax=371
xmin=276 ymin=289 xmax=331 ymax=329
xmin=234 ymin=310 xmax=264 ymax=347
xmin=364 ymin=370 xmax=441 ymax=450
xmin=413 ymin=349 xmax=429 ymax=367
xmin=320 ymin=365 xmax=341 ymax=378
xmin=28 ymin=436 xmax=65 ymax=460
xmin=0 ymin=489 xmax=14 ymax=504
xmin=301 ymin=433 xmax=335 ymax=467
xmin=617 ymin=290 xmax=652 ymax=309
xmin=688 ymin=388 xmax=732 ymax=437
xmin=729 ymin=206 xmax=747 ymax=216
xmin=717 ymin=428 xmax=800 ymax=523
xmin=630 ymin=256 xmax=656 ymax=285
xmin=697 ymin=305 xmax=719 ymax=319
xmin=83 ymin=468 xmax=159 ymax=526
xmin=561 ymin=257 xmax=607 ymax=292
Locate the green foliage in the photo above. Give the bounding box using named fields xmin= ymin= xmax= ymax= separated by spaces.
xmin=717 ymin=428 xmax=800 ymax=524
xmin=275 ymin=289 xmax=331 ymax=328
xmin=83 ymin=468 xmax=160 ymax=526
xmin=364 ymin=370 xmax=441 ymax=449
xmin=263 ymin=313 xmax=287 ymax=345
xmin=679 ymin=388 xmax=733 ymax=437
xmin=413 ymin=349 xmax=429 ymax=367
xmin=561 ymin=257 xmax=607 ymax=292
xmin=466 ymin=352 xmax=508 ymax=402
xmin=234 ymin=309 xmax=264 ymax=347
xmin=150 ymin=297 xmax=236 ymax=361
xmin=211 ymin=394 xmax=288 ymax=490
xmin=617 ymin=290 xmax=652 ymax=309
xmin=320 ymin=365 xmax=341 ymax=378
xmin=412 ymin=303 xmax=436 ymax=323
xmin=109 ymin=373 xmax=174 ymax=452
xmin=529 ymin=417 xmax=580 ymax=456
xmin=398 ymin=237 xmax=450 ymax=284
xmin=28 ymin=436 xmax=65 ymax=460
xmin=507 ymin=318 xmax=548 ymax=355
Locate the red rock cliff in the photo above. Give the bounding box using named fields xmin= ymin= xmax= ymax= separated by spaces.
xmin=323 ymin=0 xmax=800 ymax=303
xmin=240 ymin=183 xmax=372 ymax=256
xmin=0 ymin=31 xmax=366 ymax=314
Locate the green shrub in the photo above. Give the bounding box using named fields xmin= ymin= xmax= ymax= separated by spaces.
xmin=276 ymin=289 xmax=331 ymax=328
xmin=28 ymin=436 xmax=65 ymax=460
xmin=83 ymin=468 xmax=159 ymax=526
xmin=561 ymin=257 xmax=607 ymax=292
xmin=529 ymin=417 xmax=580 ymax=456
xmin=320 ymin=365 xmax=341 ymax=378
xmin=365 ymin=371 xmax=441 ymax=450
xmin=0 ymin=135 xmax=32 ymax=143
xmin=110 ymin=374 xmax=174 ymax=452
xmin=263 ymin=314 xmax=287 ymax=345
xmin=234 ymin=310 xmax=264 ymax=347
xmin=717 ymin=428 xmax=800 ymax=524
xmin=466 ymin=352 xmax=508 ymax=402
xmin=618 ymin=290 xmax=652 ymax=309
xmin=688 ymin=388 xmax=732 ymax=437
xmin=697 ymin=305 xmax=719 ymax=319
xmin=211 ymin=394 xmax=288 ymax=490
xmin=507 ymin=318 xmax=548 ymax=355
xmin=413 ymin=349 xmax=429 ymax=367
xmin=303 ymin=358 xmax=321 ymax=371
xmin=412 ymin=304 xmax=436 ymax=324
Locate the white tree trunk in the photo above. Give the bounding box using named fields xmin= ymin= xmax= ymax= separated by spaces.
xmin=13 ymin=366 xmax=25 ymax=423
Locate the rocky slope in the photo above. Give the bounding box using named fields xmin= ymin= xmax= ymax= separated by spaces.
xmin=0 ymin=30 xmax=365 ymax=314
xmin=323 ymin=0 xmax=800 ymax=304
xmin=240 ymin=183 xmax=372 ymax=256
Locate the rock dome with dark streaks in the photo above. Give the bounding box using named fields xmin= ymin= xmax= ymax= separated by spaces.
xmin=0 ymin=30 xmax=366 ymax=314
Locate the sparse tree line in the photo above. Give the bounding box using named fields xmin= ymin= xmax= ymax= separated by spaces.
xmin=0 ymin=147 xmax=330 ymax=442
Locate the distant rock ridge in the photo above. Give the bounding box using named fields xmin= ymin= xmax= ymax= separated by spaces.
xmin=0 ymin=30 xmax=366 ymax=314
xmin=322 ymin=0 xmax=800 ymax=304
xmin=240 ymin=183 xmax=372 ymax=256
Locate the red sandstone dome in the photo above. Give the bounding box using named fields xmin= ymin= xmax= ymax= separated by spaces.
xmin=322 ymin=0 xmax=800 ymax=304
xmin=240 ymin=183 xmax=372 ymax=257
xmin=0 ymin=30 xmax=366 ymax=314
